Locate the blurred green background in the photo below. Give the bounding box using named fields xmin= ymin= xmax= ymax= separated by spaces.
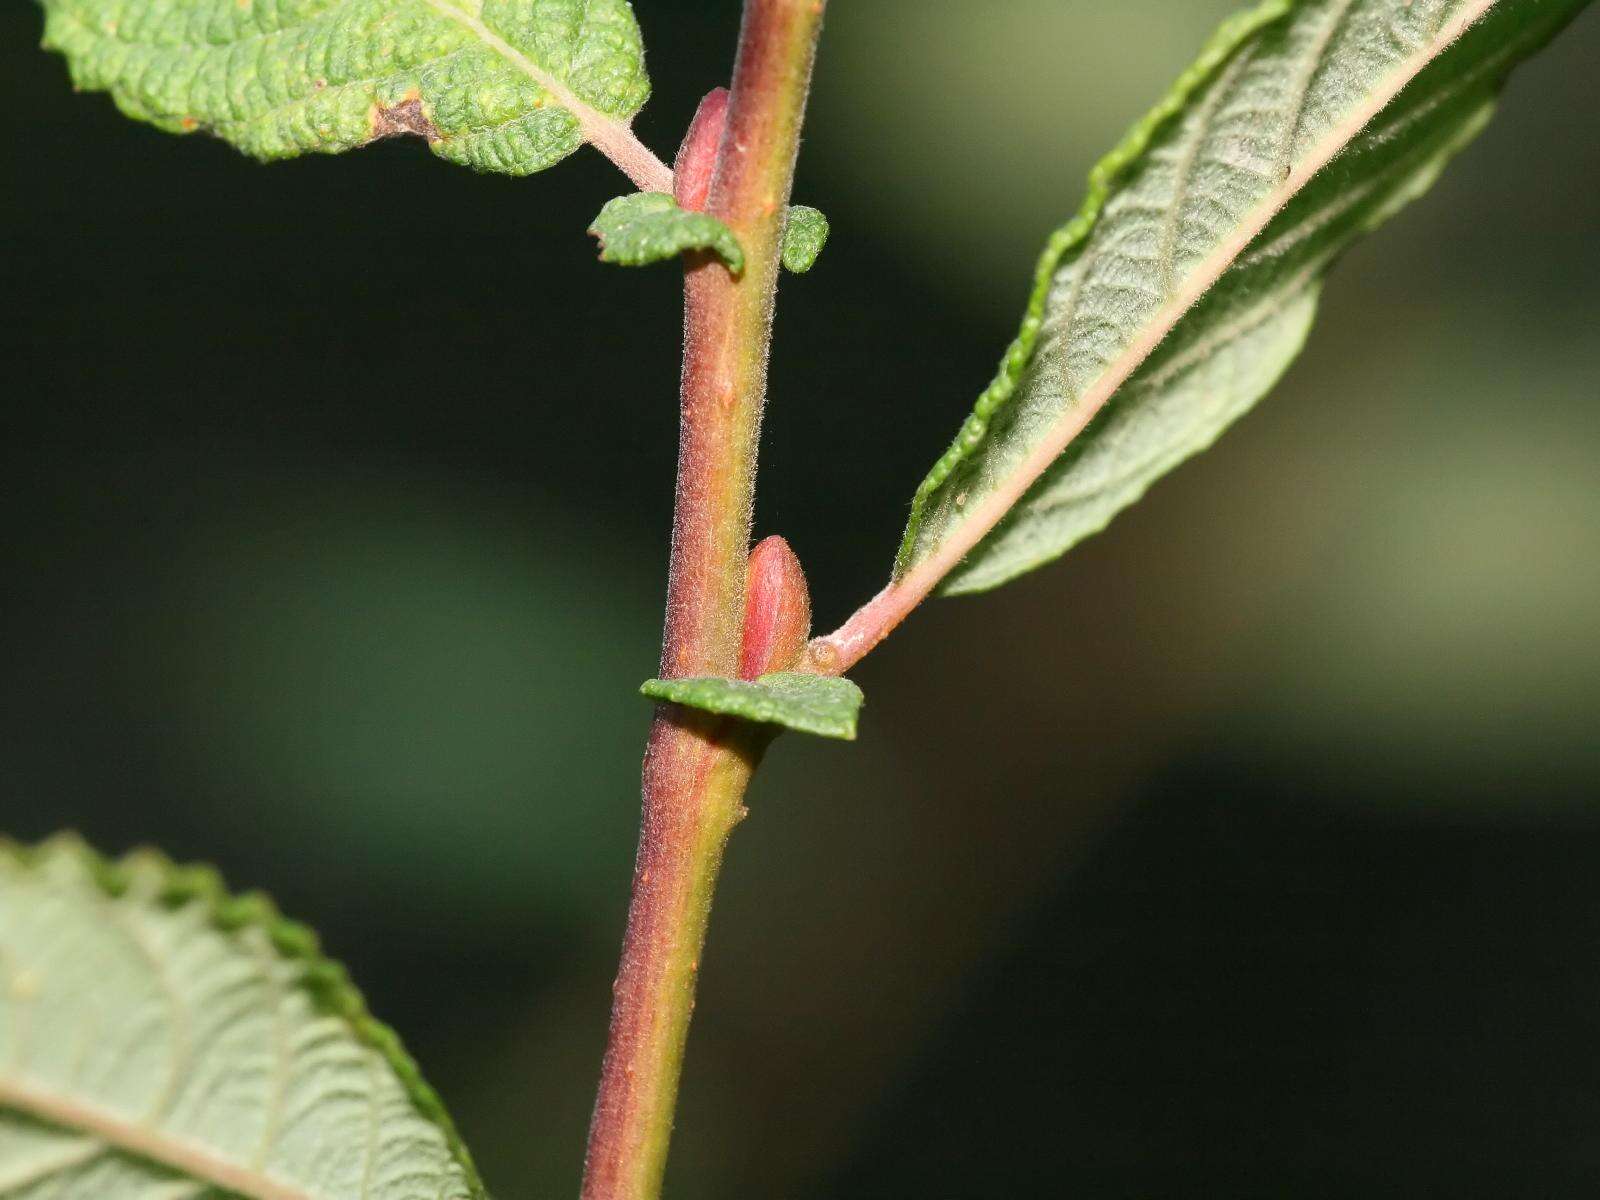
xmin=4 ymin=1 xmax=1599 ymax=1194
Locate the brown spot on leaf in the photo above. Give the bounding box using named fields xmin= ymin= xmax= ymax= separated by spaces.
xmin=368 ymin=95 xmax=438 ymax=143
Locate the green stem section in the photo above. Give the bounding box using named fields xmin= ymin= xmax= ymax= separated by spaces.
xmin=581 ymin=4 xmax=826 ymax=1198
xmin=580 ymin=714 xmax=761 ymax=1200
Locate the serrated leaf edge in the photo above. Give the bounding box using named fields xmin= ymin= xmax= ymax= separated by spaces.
xmin=892 ymin=0 xmax=1297 ymax=576
xmin=945 ymin=75 xmax=1517 ymax=595
xmin=0 ymin=833 xmax=487 ymax=1200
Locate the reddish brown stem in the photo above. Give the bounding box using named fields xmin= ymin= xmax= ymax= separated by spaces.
xmin=580 ymin=5 xmax=827 ymax=1199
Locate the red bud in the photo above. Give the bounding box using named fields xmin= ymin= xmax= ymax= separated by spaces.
xmin=674 ymin=87 xmax=730 ymax=213
xmin=739 ymin=536 xmax=812 ymax=680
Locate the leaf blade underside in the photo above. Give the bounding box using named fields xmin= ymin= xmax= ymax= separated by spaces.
xmin=0 ymin=837 xmax=483 ymax=1200
xmin=640 ymin=672 xmax=864 ymax=741
xmin=897 ymin=0 xmax=1590 ymax=596
xmin=38 ymin=0 xmax=653 ymax=177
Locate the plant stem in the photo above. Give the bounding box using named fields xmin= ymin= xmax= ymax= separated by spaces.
xmin=809 ymin=548 xmax=950 ymax=674
xmin=581 ymin=4 xmax=826 ymax=1198
xmin=595 ymin=128 xmax=674 ymax=195
xmin=580 ymin=713 xmax=761 ymax=1200
xmin=809 ymin=579 xmax=919 ymax=675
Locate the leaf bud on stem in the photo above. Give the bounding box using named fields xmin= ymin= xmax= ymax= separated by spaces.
xmin=673 ymin=87 xmax=731 ymax=211
xmin=739 ymin=535 xmax=812 ymax=678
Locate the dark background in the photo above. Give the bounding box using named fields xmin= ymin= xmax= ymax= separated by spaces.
xmin=4 ymin=1 xmax=1599 ymax=1195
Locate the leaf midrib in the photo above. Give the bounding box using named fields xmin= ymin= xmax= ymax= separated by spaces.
xmin=0 ymin=1074 xmax=314 ymax=1200
xmin=63 ymin=0 xmax=670 ymax=189
xmin=417 ymin=0 xmax=672 ymax=191
xmin=901 ymin=0 xmax=1501 ymax=600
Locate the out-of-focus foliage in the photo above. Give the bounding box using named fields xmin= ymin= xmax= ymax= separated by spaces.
xmin=0 ymin=838 xmax=484 ymax=1200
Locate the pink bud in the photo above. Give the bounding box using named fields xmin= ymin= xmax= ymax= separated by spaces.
xmin=674 ymin=87 xmax=730 ymax=213
xmin=739 ymin=536 xmax=812 ymax=680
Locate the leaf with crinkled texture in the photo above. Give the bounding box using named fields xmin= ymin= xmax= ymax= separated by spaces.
xmin=38 ymin=0 xmax=655 ymax=178
xmin=641 ymin=672 xmax=864 ymax=740
xmin=896 ymin=0 xmax=1590 ymax=596
xmin=0 ymin=836 xmax=484 ymax=1200
xmin=781 ymin=206 xmax=829 ymax=273
xmin=590 ymin=192 xmax=745 ymax=270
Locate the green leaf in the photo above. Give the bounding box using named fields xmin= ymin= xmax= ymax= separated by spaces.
xmin=781 ymin=205 xmax=830 ymax=273
xmin=897 ymin=0 xmax=1590 ymax=595
xmin=640 ymin=672 xmax=864 ymax=741
xmin=589 ymin=192 xmax=745 ymax=271
xmin=38 ymin=0 xmax=653 ymax=177
xmin=0 ymin=836 xmax=484 ymax=1200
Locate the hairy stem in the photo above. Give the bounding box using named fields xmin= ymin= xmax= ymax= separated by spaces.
xmin=809 ymin=579 xmax=916 ymax=675
xmin=595 ymin=126 xmax=675 ymax=195
xmin=581 ymin=4 xmax=826 ymax=1198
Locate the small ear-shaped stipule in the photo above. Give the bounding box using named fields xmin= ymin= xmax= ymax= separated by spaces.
xmin=674 ymin=87 xmax=730 ymax=213
xmin=739 ymin=535 xmax=812 ymax=680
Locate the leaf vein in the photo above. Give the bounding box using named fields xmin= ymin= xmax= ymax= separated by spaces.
xmin=1156 ymin=48 xmax=1254 ymax=295
xmin=0 ymin=1076 xmax=316 ymax=1200
xmin=0 ymin=1140 xmax=105 ymax=1195
xmin=1279 ymin=0 xmax=1361 ymax=175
